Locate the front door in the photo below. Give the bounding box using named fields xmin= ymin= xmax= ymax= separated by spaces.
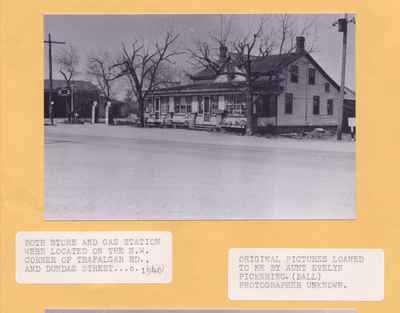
xmin=155 ymin=98 xmax=160 ymax=120
xmin=204 ymin=97 xmax=210 ymax=122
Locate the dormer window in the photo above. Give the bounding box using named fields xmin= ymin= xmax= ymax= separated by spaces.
xmin=290 ymin=65 xmax=299 ymax=83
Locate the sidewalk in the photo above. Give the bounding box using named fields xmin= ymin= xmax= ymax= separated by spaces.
xmin=45 ymin=123 xmax=355 ymax=153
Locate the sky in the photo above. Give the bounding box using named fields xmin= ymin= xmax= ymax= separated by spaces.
xmin=44 ymin=14 xmax=356 ymax=95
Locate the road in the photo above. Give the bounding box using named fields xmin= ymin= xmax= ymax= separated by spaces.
xmin=45 ymin=125 xmax=355 ymax=220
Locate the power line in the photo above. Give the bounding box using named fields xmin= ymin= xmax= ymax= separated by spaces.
xmin=44 ymin=33 xmax=66 ymax=125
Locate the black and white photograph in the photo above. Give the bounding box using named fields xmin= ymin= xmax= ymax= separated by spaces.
xmin=44 ymin=14 xmax=356 ymax=220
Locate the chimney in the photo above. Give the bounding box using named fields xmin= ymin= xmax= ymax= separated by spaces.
xmin=296 ymin=36 xmax=305 ymax=54
xmin=219 ymin=45 xmax=228 ymax=61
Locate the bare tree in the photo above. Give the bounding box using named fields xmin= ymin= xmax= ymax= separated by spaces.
xmin=275 ymin=14 xmax=318 ymax=54
xmin=87 ymin=52 xmax=116 ymax=102
xmin=55 ymin=45 xmax=80 ymax=121
xmin=111 ymin=31 xmax=181 ymax=127
xmin=189 ymin=21 xmax=275 ymax=135
xmin=188 ymin=15 xmax=318 ymax=135
xmin=56 ymin=45 xmax=80 ymax=86
xmin=210 ymin=14 xmax=234 ymax=46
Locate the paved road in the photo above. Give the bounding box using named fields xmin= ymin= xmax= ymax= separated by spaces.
xmin=45 ymin=126 xmax=355 ymax=220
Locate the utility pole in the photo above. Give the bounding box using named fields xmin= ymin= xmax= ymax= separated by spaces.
xmin=334 ymin=14 xmax=355 ymax=140
xmin=44 ymin=33 xmax=66 ymax=125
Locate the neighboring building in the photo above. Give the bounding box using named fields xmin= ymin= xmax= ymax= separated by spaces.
xmin=343 ymin=87 xmax=356 ymax=133
xmin=44 ymin=79 xmax=100 ymax=118
xmin=110 ymin=99 xmax=131 ymax=118
xmin=44 ymin=79 xmax=130 ymax=120
xmin=145 ymin=37 xmax=355 ymax=133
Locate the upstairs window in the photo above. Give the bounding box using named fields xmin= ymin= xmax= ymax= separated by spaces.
xmin=313 ymin=95 xmax=320 ymax=115
xmin=308 ymin=68 xmax=316 ymax=85
xmin=327 ymin=99 xmax=334 ymax=115
xmin=290 ymin=65 xmax=299 ymax=83
xmin=285 ymin=93 xmax=293 ymax=114
xmin=325 ymin=82 xmax=330 ymax=93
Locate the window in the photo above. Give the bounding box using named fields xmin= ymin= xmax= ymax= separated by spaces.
xmin=225 ymin=95 xmax=234 ymax=113
xmin=285 ymin=93 xmax=293 ymax=114
xmin=185 ymin=96 xmax=192 ymax=113
xmin=151 ymin=99 xmax=155 ymax=113
xmin=235 ymin=94 xmax=246 ymax=114
xmin=313 ymin=95 xmax=320 ymax=115
xmin=174 ymin=97 xmax=181 ymax=113
xmin=308 ymin=68 xmax=316 ymax=85
xmin=161 ymin=97 xmax=169 ymax=113
xmin=290 ymin=65 xmax=299 ymax=83
xmin=265 ymin=95 xmax=277 ymax=117
xmin=154 ymin=98 xmax=160 ymax=112
xmin=324 ymin=83 xmax=330 ymax=93
xmin=224 ymin=94 xmax=246 ymax=114
xmin=197 ymin=96 xmax=203 ymax=113
xmin=256 ymin=95 xmax=277 ymax=117
xmin=211 ymin=96 xmax=219 ymax=114
xmin=327 ymin=99 xmax=334 ymax=115
xmin=180 ymin=97 xmax=186 ymax=113
xmin=145 ymin=99 xmax=152 ymax=113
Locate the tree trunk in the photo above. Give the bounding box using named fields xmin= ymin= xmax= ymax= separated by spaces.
xmin=138 ymin=99 xmax=145 ymax=127
xmin=65 ymin=96 xmax=70 ymax=121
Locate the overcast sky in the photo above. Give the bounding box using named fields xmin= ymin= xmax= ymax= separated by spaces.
xmin=44 ymin=14 xmax=356 ymax=92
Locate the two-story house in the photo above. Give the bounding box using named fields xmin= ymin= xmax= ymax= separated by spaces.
xmin=145 ymin=37 xmax=349 ymax=133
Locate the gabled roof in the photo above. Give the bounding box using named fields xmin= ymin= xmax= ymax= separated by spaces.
xmin=191 ymin=53 xmax=301 ymax=80
xmin=249 ymin=53 xmax=302 ymax=76
xmin=191 ymin=51 xmax=343 ymax=92
xmin=44 ymin=79 xmax=100 ymax=92
xmin=303 ymin=53 xmax=340 ymax=91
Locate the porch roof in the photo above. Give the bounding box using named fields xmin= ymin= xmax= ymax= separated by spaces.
xmin=150 ymin=80 xmax=282 ymax=96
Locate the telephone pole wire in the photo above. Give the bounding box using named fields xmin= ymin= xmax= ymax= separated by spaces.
xmin=44 ymin=33 xmax=66 ymax=125
xmin=334 ymin=14 xmax=355 ymax=140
